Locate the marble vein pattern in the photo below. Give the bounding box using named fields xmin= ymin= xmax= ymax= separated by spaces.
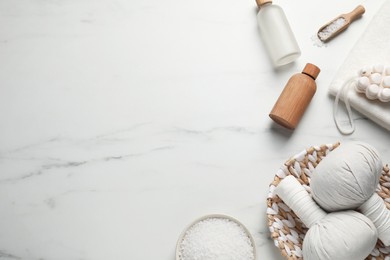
xmin=0 ymin=0 xmax=389 ymax=259
xmin=0 ymin=122 xmax=284 ymax=259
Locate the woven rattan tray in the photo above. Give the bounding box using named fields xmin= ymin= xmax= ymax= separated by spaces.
xmin=267 ymin=143 xmax=390 ymax=260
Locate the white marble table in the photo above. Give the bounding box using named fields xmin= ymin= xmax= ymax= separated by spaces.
xmin=0 ymin=0 xmax=388 ymax=259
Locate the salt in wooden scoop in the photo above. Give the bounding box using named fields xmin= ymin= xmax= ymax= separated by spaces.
xmin=317 ymin=5 xmax=365 ymax=42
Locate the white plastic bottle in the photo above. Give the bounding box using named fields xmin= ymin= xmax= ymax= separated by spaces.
xmin=256 ymin=0 xmax=301 ymax=67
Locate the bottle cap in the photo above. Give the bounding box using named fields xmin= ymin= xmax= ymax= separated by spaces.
xmin=302 ymin=63 xmax=321 ymax=80
xmin=256 ymin=0 xmax=272 ymax=8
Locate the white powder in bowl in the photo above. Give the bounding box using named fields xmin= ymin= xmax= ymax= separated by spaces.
xmin=318 ymin=17 xmax=346 ymax=41
xmin=178 ymin=217 xmax=255 ymax=260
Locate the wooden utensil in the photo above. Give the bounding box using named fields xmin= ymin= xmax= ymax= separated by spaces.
xmin=317 ymin=5 xmax=365 ymax=42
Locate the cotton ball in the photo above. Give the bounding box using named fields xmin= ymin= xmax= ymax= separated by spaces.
xmin=373 ymin=64 xmax=384 ymax=73
xmin=356 ymin=76 xmax=370 ymax=93
xmin=366 ymin=84 xmax=380 ymax=100
xmin=369 ymin=73 xmax=382 ymax=84
xmin=383 ymin=76 xmax=390 ymax=88
xmin=303 ymin=211 xmax=378 ymax=260
xmin=311 ymin=142 xmax=382 ymax=212
xmin=379 ymin=88 xmax=390 ymax=102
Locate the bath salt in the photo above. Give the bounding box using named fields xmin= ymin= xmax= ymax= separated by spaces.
xmin=178 ymin=217 xmax=255 ymax=260
xmin=311 ymin=34 xmax=327 ymax=48
xmin=318 ymin=18 xmax=346 ymax=41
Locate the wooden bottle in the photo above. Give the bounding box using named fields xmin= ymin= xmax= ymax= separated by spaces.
xmin=269 ymin=63 xmax=320 ymax=129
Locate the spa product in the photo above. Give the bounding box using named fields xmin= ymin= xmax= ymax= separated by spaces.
xmin=333 ymin=64 xmax=390 ymax=135
xmin=255 ymin=0 xmax=300 ymax=67
xmin=303 ymin=211 xmax=378 ymax=260
xmin=176 ymin=215 xmax=255 ymax=260
xmin=276 ymin=175 xmax=378 ymax=260
xmin=329 ymin=0 xmax=390 ymax=133
xmin=269 ymin=63 xmax=320 ymax=130
xmin=317 ymin=5 xmax=365 ymax=42
xmin=355 ymin=64 xmax=390 ymax=102
xmin=310 ymin=141 xmax=390 ymax=245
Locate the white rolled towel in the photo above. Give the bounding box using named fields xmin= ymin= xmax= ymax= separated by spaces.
xmin=275 ymin=175 xmax=378 ymax=260
xmin=275 ymin=175 xmax=326 ymax=227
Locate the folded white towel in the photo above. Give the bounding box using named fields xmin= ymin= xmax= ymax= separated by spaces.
xmin=329 ymin=0 xmax=390 ymax=132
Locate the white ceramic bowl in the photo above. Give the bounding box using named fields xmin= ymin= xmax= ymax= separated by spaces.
xmin=175 ymin=214 xmax=257 ymax=260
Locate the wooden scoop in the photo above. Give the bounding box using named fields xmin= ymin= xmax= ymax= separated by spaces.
xmin=317 ymin=5 xmax=365 ymax=42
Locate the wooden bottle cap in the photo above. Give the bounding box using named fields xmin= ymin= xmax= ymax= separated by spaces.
xmin=256 ymin=0 xmax=272 ymax=8
xmin=302 ymin=63 xmax=321 ymax=80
